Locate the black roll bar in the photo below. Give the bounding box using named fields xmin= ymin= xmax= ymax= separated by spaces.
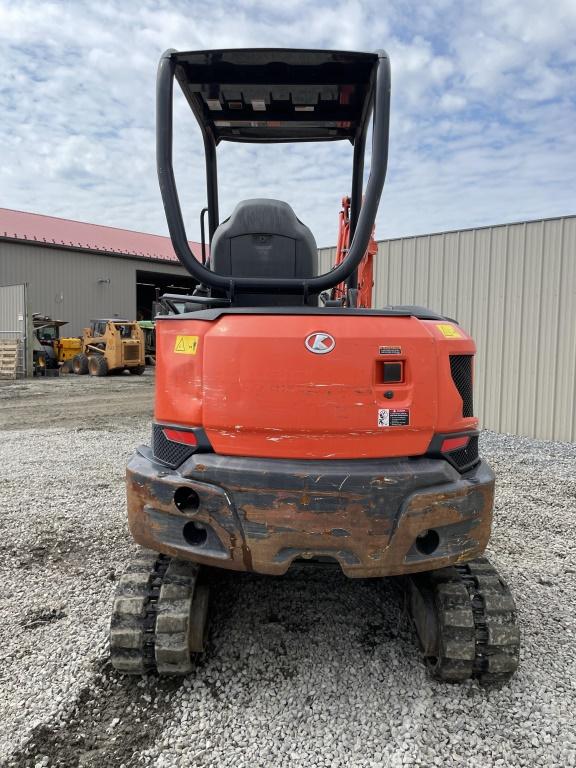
xmin=346 ymin=131 xmax=367 ymax=292
xmin=199 ymin=207 xmax=208 ymax=264
xmin=156 ymin=49 xmax=390 ymax=296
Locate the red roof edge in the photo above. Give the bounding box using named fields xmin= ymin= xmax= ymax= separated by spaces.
xmin=0 ymin=208 xmax=202 ymax=264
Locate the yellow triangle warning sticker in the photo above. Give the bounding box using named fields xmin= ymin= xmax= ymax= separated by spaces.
xmin=436 ymin=324 xmax=462 ymax=339
xmin=174 ymin=335 xmax=199 ymax=355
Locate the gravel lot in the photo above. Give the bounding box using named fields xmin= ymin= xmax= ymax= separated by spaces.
xmin=1 ymin=374 xmax=575 ymax=768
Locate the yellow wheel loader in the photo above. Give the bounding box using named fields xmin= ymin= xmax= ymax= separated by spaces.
xmin=72 ymin=319 xmax=145 ymax=377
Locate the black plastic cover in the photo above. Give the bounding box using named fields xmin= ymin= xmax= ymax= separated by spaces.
xmin=172 ymin=48 xmax=378 ymax=144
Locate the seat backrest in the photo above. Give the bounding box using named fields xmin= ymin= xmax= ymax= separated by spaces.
xmin=210 ymin=199 xmax=318 ymax=305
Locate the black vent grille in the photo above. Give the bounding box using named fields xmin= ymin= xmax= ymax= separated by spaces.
xmin=446 ymin=435 xmax=479 ymax=471
xmin=449 ymin=355 xmax=474 ymax=417
xmin=152 ymin=423 xmax=195 ymax=468
xmin=123 ymin=344 xmax=140 ymax=361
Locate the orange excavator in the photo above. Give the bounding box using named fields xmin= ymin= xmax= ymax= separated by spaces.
xmin=109 ymin=48 xmax=520 ymax=685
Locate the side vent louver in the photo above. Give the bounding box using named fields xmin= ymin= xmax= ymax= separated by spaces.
xmin=449 ymin=355 xmax=474 ymax=417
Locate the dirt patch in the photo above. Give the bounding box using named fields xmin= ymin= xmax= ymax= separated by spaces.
xmin=6 ymin=662 xmax=183 ymax=768
xmin=0 ymin=374 xmax=154 ymax=431
xmin=3 ymin=534 xmax=91 ymax=570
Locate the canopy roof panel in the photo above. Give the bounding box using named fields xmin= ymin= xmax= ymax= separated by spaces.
xmin=172 ymin=48 xmax=378 ymax=143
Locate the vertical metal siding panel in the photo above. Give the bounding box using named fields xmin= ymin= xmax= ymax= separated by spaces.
xmin=534 ymin=220 xmax=563 ymax=440
xmin=372 ymin=242 xmax=382 ymax=306
xmin=516 ymin=221 xmax=544 ymax=438
xmin=373 ymin=241 xmax=389 ymax=307
xmin=442 ymin=232 xmax=460 ymax=320
xmin=387 ymin=241 xmax=403 ymax=305
xmin=470 ymin=229 xmax=492 ymax=429
xmin=401 ymin=238 xmax=416 ymax=303
xmin=329 ymin=245 xmax=337 ymax=274
xmin=427 ymin=235 xmax=444 ymax=313
xmin=317 ymin=247 xmax=334 ymax=275
xmin=414 ymin=236 xmax=431 ymax=307
xmin=385 ymin=241 xmax=395 ymax=306
xmin=0 ymin=282 xmax=29 ymax=377
xmin=557 ymin=219 xmax=576 ymax=442
xmin=483 ymin=226 xmax=508 ymax=432
xmin=553 ymin=219 xmax=576 ymax=440
xmin=499 ymin=224 xmax=525 ymax=434
xmin=372 ymin=242 xmax=382 ymax=307
xmin=456 ymin=231 xmax=474 ymax=335
xmin=382 ymin=240 xmax=392 ymax=307
xmin=0 ymin=283 xmax=25 ymax=334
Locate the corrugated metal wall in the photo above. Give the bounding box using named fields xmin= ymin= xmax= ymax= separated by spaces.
xmin=0 ymin=242 xmax=191 ymax=337
xmin=0 ymin=283 xmax=28 ymax=376
xmin=319 ymin=216 xmax=576 ymax=442
xmin=0 ymin=283 xmax=26 ymax=338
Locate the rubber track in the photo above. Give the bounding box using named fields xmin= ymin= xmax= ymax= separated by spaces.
xmin=456 ymin=557 xmax=520 ymax=684
xmin=411 ymin=556 xmax=520 ymax=685
xmin=155 ymin=559 xmax=200 ymax=675
xmin=427 ymin=571 xmax=476 ymax=682
xmin=110 ymin=549 xmax=199 ymax=675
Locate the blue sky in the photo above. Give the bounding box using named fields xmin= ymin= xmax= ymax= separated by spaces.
xmin=1 ymin=0 xmax=575 ymax=246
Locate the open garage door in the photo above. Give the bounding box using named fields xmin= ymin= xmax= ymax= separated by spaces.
xmin=136 ymin=270 xmax=196 ymax=321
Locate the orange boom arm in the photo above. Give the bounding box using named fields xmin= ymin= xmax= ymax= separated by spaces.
xmin=332 ymin=195 xmax=377 ymax=307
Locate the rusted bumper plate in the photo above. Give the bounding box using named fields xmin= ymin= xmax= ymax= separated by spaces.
xmin=127 ymin=446 xmax=495 ymax=578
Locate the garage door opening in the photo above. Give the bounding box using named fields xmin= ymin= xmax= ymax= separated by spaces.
xmin=136 ymin=270 xmax=196 ymax=320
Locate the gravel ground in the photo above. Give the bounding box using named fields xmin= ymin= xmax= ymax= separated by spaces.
xmin=1 ymin=375 xmax=575 ymax=768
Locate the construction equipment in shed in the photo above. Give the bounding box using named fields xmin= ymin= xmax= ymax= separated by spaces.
xmin=138 ymin=320 xmax=156 ymax=365
xmin=110 ymin=48 xmax=520 ymax=684
xmin=72 ymin=320 xmax=145 ymax=377
xmin=32 ymin=314 xmax=80 ymax=375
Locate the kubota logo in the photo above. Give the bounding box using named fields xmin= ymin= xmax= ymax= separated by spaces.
xmin=305 ymin=332 xmax=336 ymax=354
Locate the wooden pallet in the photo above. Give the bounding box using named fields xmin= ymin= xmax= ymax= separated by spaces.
xmin=0 ymin=340 xmax=20 ymax=379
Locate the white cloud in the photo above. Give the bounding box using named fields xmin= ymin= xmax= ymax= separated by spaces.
xmin=438 ymin=93 xmax=466 ymax=111
xmin=0 ymin=0 xmax=574 ymax=251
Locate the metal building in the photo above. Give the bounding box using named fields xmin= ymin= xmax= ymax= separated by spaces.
xmin=0 ymin=208 xmax=199 ymax=338
xmin=319 ymin=215 xmax=576 ymax=443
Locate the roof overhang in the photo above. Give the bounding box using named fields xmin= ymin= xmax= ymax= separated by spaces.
xmin=172 ymin=48 xmax=378 ymax=144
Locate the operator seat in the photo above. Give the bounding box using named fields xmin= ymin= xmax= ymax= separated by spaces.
xmin=210 ymin=199 xmax=318 ymax=306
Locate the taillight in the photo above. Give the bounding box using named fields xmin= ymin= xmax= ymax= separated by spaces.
xmin=163 ymin=428 xmax=198 ymax=446
xmin=441 ymin=435 xmax=470 ymax=453
xmin=152 ymin=423 xmax=211 ymax=467
xmin=427 ymin=432 xmax=479 ymax=472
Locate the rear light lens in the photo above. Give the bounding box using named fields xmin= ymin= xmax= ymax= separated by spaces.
xmin=441 ymin=435 xmax=470 ymax=452
xmin=163 ymin=428 xmax=198 ymax=447
xmin=153 ymin=423 xmax=209 ymax=467
xmin=428 ymin=433 xmax=479 ymax=472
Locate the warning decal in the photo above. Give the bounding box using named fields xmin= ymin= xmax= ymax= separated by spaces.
xmin=378 ymin=408 xmax=410 ymax=427
xmin=436 ymin=323 xmax=462 ymax=339
xmin=173 ymin=335 xmax=199 ymax=355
